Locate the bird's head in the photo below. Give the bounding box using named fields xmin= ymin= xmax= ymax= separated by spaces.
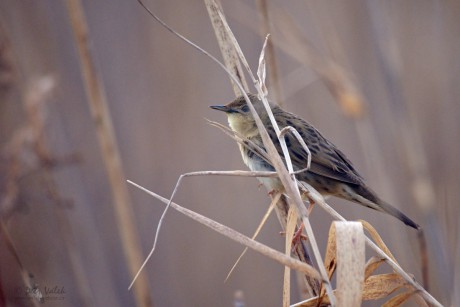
xmin=210 ymin=93 xmax=270 ymax=137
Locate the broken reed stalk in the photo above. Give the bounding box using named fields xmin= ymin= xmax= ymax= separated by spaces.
xmin=65 ymin=0 xmax=152 ymax=305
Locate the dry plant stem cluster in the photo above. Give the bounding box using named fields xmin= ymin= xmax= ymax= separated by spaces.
xmin=129 ymin=170 xmax=440 ymax=306
xmin=134 ymin=1 xmax=441 ymax=306
xmin=300 ymin=184 xmax=441 ymax=306
xmin=138 ymin=0 xmax=335 ymax=305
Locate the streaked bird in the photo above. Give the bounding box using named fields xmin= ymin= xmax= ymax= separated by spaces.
xmin=210 ymin=93 xmax=420 ymax=230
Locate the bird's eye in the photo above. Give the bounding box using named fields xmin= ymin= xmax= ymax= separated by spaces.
xmin=241 ymin=105 xmax=249 ymax=113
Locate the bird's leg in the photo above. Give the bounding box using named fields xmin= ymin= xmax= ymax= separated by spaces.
xmin=267 ymin=189 xmax=279 ymax=197
xmin=301 ymin=189 xmax=316 ymax=216
xmin=291 ymin=222 xmax=307 ymax=252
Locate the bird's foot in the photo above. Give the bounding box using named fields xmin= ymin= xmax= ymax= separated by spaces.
xmin=291 ymin=222 xmax=306 ymax=252
xmin=268 ymin=189 xmax=279 ymax=197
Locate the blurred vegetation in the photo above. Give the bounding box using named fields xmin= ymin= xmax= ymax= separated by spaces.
xmin=1 ymin=1 xmax=459 ymax=306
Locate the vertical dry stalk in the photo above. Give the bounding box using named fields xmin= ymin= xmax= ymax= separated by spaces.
xmin=204 ymin=0 xmax=248 ymax=95
xmin=204 ymin=0 xmax=320 ymax=298
xmin=282 ymin=208 xmax=297 ymax=306
xmin=64 ymin=0 xmax=152 ymax=305
xmin=335 ymin=222 xmax=365 ymax=306
xmin=255 ymin=0 xmax=284 ymax=106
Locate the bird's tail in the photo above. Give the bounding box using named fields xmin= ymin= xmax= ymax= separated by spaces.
xmin=342 ymin=183 xmax=420 ymax=230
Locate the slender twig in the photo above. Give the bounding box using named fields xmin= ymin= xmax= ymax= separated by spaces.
xmin=279 ymin=126 xmax=312 ymax=172
xmin=225 ymin=192 xmax=281 ymax=282
xmin=128 ymin=181 xmax=321 ymax=280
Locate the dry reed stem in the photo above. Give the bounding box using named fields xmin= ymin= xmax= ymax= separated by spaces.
xmin=283 ymin=207 xmax=297 ymax=307
xmin=335 ymin=222 xmax=365 ymax=306
xmin=204 ymin=0 xmax=248 ymax=94
xmin=65 ymin=0 xmax=152 ymax=305
xmin=127 ymin=180 xmax=321 ymax=280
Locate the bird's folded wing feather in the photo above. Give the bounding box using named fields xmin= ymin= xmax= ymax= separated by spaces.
xmin=269 ymin=113 xmax=365 ymax=186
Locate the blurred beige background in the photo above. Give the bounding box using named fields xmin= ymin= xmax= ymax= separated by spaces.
xmin=1 ymin=0 xmax=459 ymax=306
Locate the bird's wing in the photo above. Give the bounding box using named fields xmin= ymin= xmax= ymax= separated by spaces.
xmin=270 ymin=111 xmax=364 ymax=185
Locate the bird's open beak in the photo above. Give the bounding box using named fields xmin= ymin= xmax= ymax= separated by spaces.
xmin=210 ymin=105 xmax=229 ymax=112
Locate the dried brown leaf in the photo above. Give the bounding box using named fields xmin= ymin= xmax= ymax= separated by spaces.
xmin=382 ymin=290 xmax=417 ymax=307
xmin=364 ymin=256 xmax=385 ymax=280
xmin=323 ymin=223 xmax=337 ymax=280
xmin=362 ymin=273 xmax=408 ymax=301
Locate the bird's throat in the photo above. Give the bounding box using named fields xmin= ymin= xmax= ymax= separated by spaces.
xmin=227 ymin=115 xmax=259 ymax=138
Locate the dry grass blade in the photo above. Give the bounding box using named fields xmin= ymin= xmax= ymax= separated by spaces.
xmin=335 ymin=222 xmax=365 ymax=306
xmin=257 ymin=34 xmax=269 ymax=96
xmin=128 ymin=180 xmax=321 ymax=280
xmin=292 ymin=291 xmax=333 ymax=307
xmin=278 ymin=126 xmax=312 ymax=172
xmin=225 ymin=192 xmax=280 ymax=282
xmin=283 ymin=207 xmax=297 ymax=307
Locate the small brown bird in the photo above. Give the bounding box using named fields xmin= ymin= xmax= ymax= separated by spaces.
xmin=211 ymin=93 xmax=420 ymax=230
